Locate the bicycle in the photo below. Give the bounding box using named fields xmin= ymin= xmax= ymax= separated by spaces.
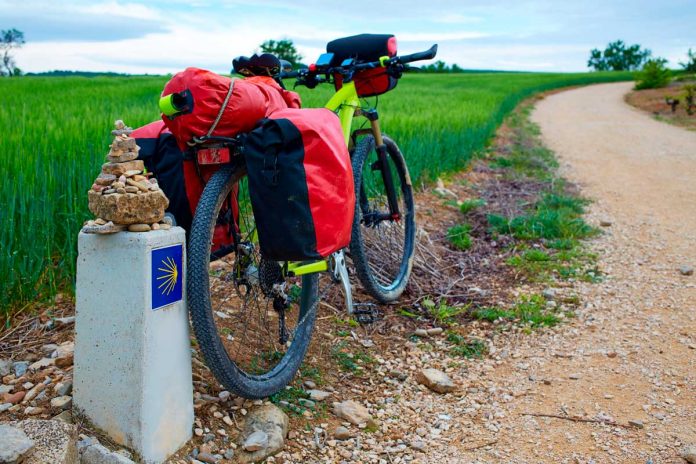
xmin=165 ymin=37 xmax=437 ymax=398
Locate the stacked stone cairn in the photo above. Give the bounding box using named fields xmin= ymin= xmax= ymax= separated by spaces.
xmin=82 ymin=120 xmax=171 ymax=234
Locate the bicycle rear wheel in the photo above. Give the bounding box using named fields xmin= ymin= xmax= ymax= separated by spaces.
xmin=187 ymin=163 xmax=318 ymax=399
xmin=350 ymin=135 xmax=416 ymax=303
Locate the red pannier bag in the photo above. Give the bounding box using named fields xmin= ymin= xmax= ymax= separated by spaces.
xmin=327 ymin=34 xmax=398 ymax=97
xmin=161 ymin=68 xmax=301 ymax=149
xmin=132 ymin=120 xmax=237 ymax=256
xmin=243 ymin=108 xmax=355 ymax=261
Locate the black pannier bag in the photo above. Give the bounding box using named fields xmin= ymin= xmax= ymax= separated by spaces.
xmin=327 ymin=34 xmax=399 ymax=97
xmin=243 ymin=108 xmax=355 ymax=261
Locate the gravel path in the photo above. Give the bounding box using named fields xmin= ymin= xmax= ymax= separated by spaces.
xmin=440 ymin=82 xmax=696 ymax=463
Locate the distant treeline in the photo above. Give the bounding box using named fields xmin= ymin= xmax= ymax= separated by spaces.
xmin=412 ymin=61 xmax=518 ymax=74
xmin=25 ymin=70 xmax=153 ymax=77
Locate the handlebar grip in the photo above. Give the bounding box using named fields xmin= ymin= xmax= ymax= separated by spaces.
xmin=398 ymin=44 xmax=438 ymax=64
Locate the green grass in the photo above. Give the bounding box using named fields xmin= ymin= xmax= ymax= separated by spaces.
xmin=330 ymin=341 xmax=374 ymax=374
xmin=488 ymin=192 xmax=597 ymax=241
xmin=0 ymin=71 xmax=632 ymax=315
xmin=471 ymin=294 xmax=560 ymax=328
xmin=446 ymin=332 xmax=488 ymax=358
xmin=459 ymin=198 xmax=486 ymax=214
xmin=446 ymin=223 xmax=473 ymax=250
xmin=422 ymin=298 xmax=467 ymax=325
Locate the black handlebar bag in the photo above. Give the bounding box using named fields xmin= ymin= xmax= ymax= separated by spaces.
xmin=328 ymin=34 xmax=399 ymax=97
xmin=243 ymin=108 xmax=355 ymax=261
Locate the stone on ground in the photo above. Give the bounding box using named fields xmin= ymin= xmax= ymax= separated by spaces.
xmin=80 ymin=442 xmax=135 ymax=464
xmin=332 ymin=400 xmax=372 ymax=425
xmin=681 ymin=445 xmax=696 ymax=464
xmin=234 ymin=404 xmax=288 ymax=463
xmin=0 ymin=424 xmax=34 ymax=463
xmin=416 ymin=368 xmax=457 ymax=393
xmin=8 ymin=419 xmax=77 ymax=464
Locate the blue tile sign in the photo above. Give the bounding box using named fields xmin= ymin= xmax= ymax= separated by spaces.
xmin=151 ymin=244 xmax=183 ymax=310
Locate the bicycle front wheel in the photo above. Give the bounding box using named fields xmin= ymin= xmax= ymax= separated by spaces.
xmin=187 ymin=163 xmax=319 ymax=399
xmin=350 ymin=135 xmax=416 ymax=303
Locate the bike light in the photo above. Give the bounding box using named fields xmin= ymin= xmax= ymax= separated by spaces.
xmin=159 ymin=90 xmax=193 ymax=117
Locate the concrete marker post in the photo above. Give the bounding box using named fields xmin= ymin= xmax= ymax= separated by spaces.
xmin=74 ymin=227 xmax=193 ymax=463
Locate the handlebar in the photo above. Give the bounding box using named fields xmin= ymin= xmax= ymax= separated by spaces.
xmin=277 ymin=44 xmax=438 ymax=84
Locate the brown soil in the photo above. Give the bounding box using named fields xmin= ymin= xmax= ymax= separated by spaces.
xmin=625 ymin=81 xmax=696 ymax=130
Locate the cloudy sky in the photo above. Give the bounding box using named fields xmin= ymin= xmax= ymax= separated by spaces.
xmin=2 ymin=0 xmax=694 ymax=74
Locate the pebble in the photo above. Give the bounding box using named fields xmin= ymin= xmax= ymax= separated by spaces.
xmin=0 ymin=359 xmax=11 ymax=376
xmin=426 ymin=327 xmax=444 ymax=336
xmin=128 ymin=223 xmax=151 ymax=232
xmin=194 ymin=428 xmax=204 ymax=437
xmin=54 ymin=381 xmax=73 ymax=397
xmin=0 ymin=385 xmax=13 ymax=395
xmin=410 ymin=440 xmax=426 ymax=451
xmin=23 ymin=383 xmax=45 ymax=403
xmin=124 ymin=186 xmax=139 ymax=194
xmin=95 ymin=174 xmax=117 ymax=186
xmin=599 ymin=218 xmax=613 ymax=227
xmin=124 ymin=169 xmax=142 ymax=177
xmin=414 ymin=329 xmax=428 ymax=337
xmin=218 ymin=390 xmax=231 ymax=401
xmin=0 ymin=424 xmax=34 ymax=463
xmin=243 ymin=430 xmax=269 ymax=452
xmin=334 ymin=426 xmax=353 ymax=440
xmin=4 ymin=391 xmax=26 ymax=404
xmin=197 ymin=452 xmax=219 ymax=463
xmin=29 ymin=357 xmax=55 ymax=371
xmin=304 ymin=380 xmax=317 ymax=389
xmin=308 ymin=389 xmax=332 ymax=401
xmin=50 ymin=395 xmax=73 ymax=410
xmin=24 ymin=406 xmax=44 ymax=415
xmin=628 ymin=419 xmax=644 ymax=429
xmin=224 ymin=449 xmax=234 ymax=459
xmin=13 ymin=361 xmax=29 ymax=377
xmin=568 ymin=373 xmax=581 ymax=380
xmin=679 ymin=265 xmax=694 ymax=276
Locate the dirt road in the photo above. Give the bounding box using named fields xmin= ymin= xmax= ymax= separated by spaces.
xmin=443 ymin=82 xmax=696 ymax=463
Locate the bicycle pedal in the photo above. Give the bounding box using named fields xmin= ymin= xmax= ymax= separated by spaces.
xmin=352 ymin=303 xmax=380 ymax=324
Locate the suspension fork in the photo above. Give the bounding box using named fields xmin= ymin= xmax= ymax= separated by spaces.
xmin=365 ymin=109 xmax=401 ymax=220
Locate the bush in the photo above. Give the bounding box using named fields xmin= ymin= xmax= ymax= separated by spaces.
xmin=681 ymin=49 xmax=696 ymax=73
xmin=635 ymin=58 xmax=671 ymax=90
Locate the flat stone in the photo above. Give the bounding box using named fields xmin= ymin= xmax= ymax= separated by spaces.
xmin=0 ymin=425 xmax=34 ymax=463
xmin=24 ymin=406 xmax=44 ymax=415
xmin=29 ymin=357 xmax=56 ymax=371
xmin=242 ymin=430 xmax=268 ymax=452
xmin=332 ymin=400 xmax=372 ymax=425
xmin=599 ymin=218 xmax=612 ymax=227
xmin=0 ymin=403 xmax=12 ymax=413
xmin=569 ymin=373 xmax=581 ymax=380
xmin=197 ymin=452 xmax=219 ymax=463
xmin=234 ymin=404 xmax=288 ymax=463
xmin=307 ymin=389 xmax=331 ymax=401
xmin=124 ymin=186 xmax=139 ymax=194
xmin=95 ymin=174 xmax=117 ymax=186
xmin=416 ymin=368 xmax=457 ymax=394
xmin=88 ymin=188 xmax=168 ymax=225
xmin=0 ymin=384 xmax=13 ymax=395
xmin=10 ymin=420 xmax=77 ymax=464
xmin=81 ymin=221 xmax=127 ymax=235
xmin=628 ymin=419 xmax=644 ymax=429
xmin=128 ymin=223 xmax=152 ymax=232
xmin=50 ymin=395 xmax=73 ymax=410
xmin=414 ymin=328 xmax=428 ymax=337
xmin=101 ymin=160 xmax=144 ymax=177
xmin=108 ymin=151 xmax=138 ymax=163
xmin=55 ymin=342 xmax=74 ymax=368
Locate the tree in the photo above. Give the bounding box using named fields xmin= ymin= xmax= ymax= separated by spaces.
xmin=635 ymin=58 xmax=671 ymax=90
xmin=259 ymin=39 xmax=303 ymax=68
xmin=680 ymin=48 xmax=696 ymax=73
xmin=1 ymin=28 xmax=25 ymax=77
xmin=588 ymin=40 xmax=651 ymax=71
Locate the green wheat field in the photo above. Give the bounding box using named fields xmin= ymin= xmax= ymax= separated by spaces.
xmin=0 ymin=71 xmax=632 ymax=315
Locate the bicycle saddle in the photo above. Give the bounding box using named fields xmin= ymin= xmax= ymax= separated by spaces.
xmin=232 ymin=53 xmax=281 ymax=77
